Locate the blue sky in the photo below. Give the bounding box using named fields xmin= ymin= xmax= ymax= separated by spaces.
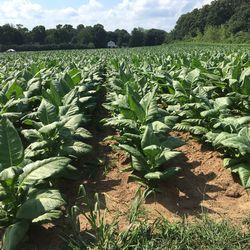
xmin=0 ymin=0 xmax=213 ymax=31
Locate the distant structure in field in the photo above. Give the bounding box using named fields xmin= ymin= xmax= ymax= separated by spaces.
xmin=6 ymin=49 xmax=16 ymax=52
xmin=107 ymin=41 xmax=118 ymax=48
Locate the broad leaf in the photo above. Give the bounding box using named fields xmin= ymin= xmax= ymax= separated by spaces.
xmin=131 ymin=156 xmax=147 ymax=172
xmin=143 ymin=145 xmax=161 ymax=158
xmin=32 ymin=210 xmax=63 ymax=223
xmin=230 ymin=163 xmax=250 ymax=188
xmin=221 ymin=128 xmax=250 ymax=155
xmin=16 ymin=189 xmax=65 ymax=219
xmin=37 ymin=99 xmax=58 ymax=125
xmin=144 ymin=167 xmax=181 ymax=180
xmin=157 ymin=150 xmax=182 ymax=165
xmin=19 ymin=157 xmax=70 ymax=187
xmin=141 ymin=125 xmax=159 ymax=149
xmin=2 ymin=221 xmax=29 ymax=250
xmin=127 ymin=86 xmax=145 ymax=123
xmin=62 ymin=141 xmax=92 ymax=157
xmin=0 ymin=116 xmax=23 ymax=168
xmin=119 ymin=144 xmax=146 ymax=163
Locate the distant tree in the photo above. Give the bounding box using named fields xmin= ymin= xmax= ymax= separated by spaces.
xmin=165 ymin=31 xmax=174 ymax=44
xmin=114 ymin=29 xmax=130 ymax=47
xmin=92 ymin=24 xmax=107 ymax=48
xmin=76 ymin=26 xmax=94 ymax=46
xmin=129 ymin=28 xmax=145 ymax=47
xmin=0 ymin=24 xmax=24 ymax=45
xmin=45 ymin=29 xmax=56 ymax=44
xmin=16 ymin=24 xmax=29 ymax=43
xmin=76 ymin=24 xmax=85 ymax=31
xmin=53 ymin=24 xmax=76 ymax=44
xmin=145 ymin=29 xmax=166 ymax=46
xmin=31 ymin=25 xmax=46 ymax=44
xmin=228 ymin=4 xmax=250 ymax=34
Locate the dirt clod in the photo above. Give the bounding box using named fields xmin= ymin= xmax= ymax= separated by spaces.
xmin=225 ymin=183 xmax=243 ymax=198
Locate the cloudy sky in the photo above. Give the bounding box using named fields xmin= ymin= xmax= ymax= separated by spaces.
xmin=0 ymin=0 xmax=213 ymax=31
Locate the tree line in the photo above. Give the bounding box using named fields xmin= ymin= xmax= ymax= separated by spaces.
xmin=169 ymin=0 xmax=250 ymax=43
xmin=0 ymin=24 xmax=166 ymax=51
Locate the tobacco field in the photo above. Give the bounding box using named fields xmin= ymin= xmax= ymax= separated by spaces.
xmin=0 ymin=44 xmax=250 ymax=249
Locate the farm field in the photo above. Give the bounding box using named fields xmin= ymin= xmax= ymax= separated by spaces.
xmin=0 ymin=44 xmax=250 ymax=249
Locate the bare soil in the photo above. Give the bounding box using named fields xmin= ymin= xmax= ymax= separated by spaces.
xmin=81 ymin=131 xmax=250 ymax=229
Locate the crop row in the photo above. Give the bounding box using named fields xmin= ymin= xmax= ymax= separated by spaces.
xmin=105 ymin=48 xmax=250 ymax=189
xmin=0 ymin=54 xmax=106 ymax=249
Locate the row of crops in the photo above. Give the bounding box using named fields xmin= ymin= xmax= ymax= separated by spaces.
xmin=0 ymin=52 xmax=106 ymax=249
xmin=105 ymin=46 xmax=250 ymax=189
xmin=0 ymin=45 xmax=249 ymax=249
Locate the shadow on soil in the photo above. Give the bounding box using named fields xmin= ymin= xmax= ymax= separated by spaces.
xmin=145 ymin=152 xmax=224 ymax=218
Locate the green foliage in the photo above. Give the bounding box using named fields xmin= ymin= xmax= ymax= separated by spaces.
xmin=0 ymin=118 xmax=70 ymax=250
xmin=0 ymin=51 xmax=105 ymax=249
xmin=172 ymin=0 xmax=250 ymax=43
xmin=104 ymin=69 xmax=184 ymax=187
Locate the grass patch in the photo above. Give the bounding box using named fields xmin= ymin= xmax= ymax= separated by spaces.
xmin=62 ymin=187 xmax=250 ymax=250
xmin=243 ymin=214 xmax=250 ymax=226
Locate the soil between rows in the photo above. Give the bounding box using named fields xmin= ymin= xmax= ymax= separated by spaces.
xmin=20 ymin=129 xmax=250 ymax=249
xmin=80 ymin=131 xmax=250 ymax=228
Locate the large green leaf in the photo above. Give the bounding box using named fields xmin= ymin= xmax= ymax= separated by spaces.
xmin=64 ymin=114 xmax=83 ymax=131
xmin=221 ymin=128 xmax=250 ymax=155
xmin=22 ymin=129 xmax=42 ymax=141
xmin=32 ymin=210 xmax=63 ymax=223
xmin=74 ymin=127 xmax=92 ymax=139
xmin=2 ymin=221 xmax=29 ymax=250
xmin=0 ymin=166 xmax=23 ymax=181
xmin=141 ymin=125 xmax=159 ymax=149
xmin=18 ymin=157 xmax=70 ymax=187
xmin=145 ymin=98 xmax=158 ymax=122
xmin=62 ymin=87 xmax=78 ymax=106
xmin=5 ymin=81 xmax=24 ymax=100
xmin=240 ymin=67 xmax=250 ymax=95
xmin=185 ymin=69 xmax=200 ymax=83
xmin=214 ymin=97 xmax=232 ymax=109
xmin=157 ymin=150 xmax=182 ymax=165
xmin=151 ymin=121 xmax=170 ymax=133
xmin=230 ymin=163 xmax=250 ymax=188
xmin=119 ymin=144 xmax=146 ymax=163
xmin=59 ymin=104 xmax=79 ymax=117
xmin=143 ymin=145 xmax=161 ymax=158
xmin=127 ymin=86 xmax=145 ymax=123
xmin=131 ymin=156 xmax=147 ymax=172
xmin=26 ymin=78 xmax=41 ymax=98
xmin=209 ymin=131 xmax=235 ymax=148
xmin=161 ymin=136 xmax=185 ymax=149
xmin=62 ymin=141 xmax=92 ymax=157
xmin=38 ymin=121 xmax=61 ymax=134
xmin=16 ymin=189 xmax=65 ymax=219
xmin=0 ymin=116 xmax=23 ymax=168
xmin=140 ymin=86 xmax=158 ymax=122
xmin=37 ymin=99 xmax=58 ymax=125
xmin=144 ymin=167 xmax=181 ymax=180
xmin=105 ymin=117 xmax=138 ymax=131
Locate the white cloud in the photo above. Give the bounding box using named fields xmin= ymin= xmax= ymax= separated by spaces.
xmin=0 ymin=0 xmax=214 ymax=31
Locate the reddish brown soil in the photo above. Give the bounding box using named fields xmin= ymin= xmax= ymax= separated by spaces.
xmin=80 ymin=131 xmax=250 ymax=229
